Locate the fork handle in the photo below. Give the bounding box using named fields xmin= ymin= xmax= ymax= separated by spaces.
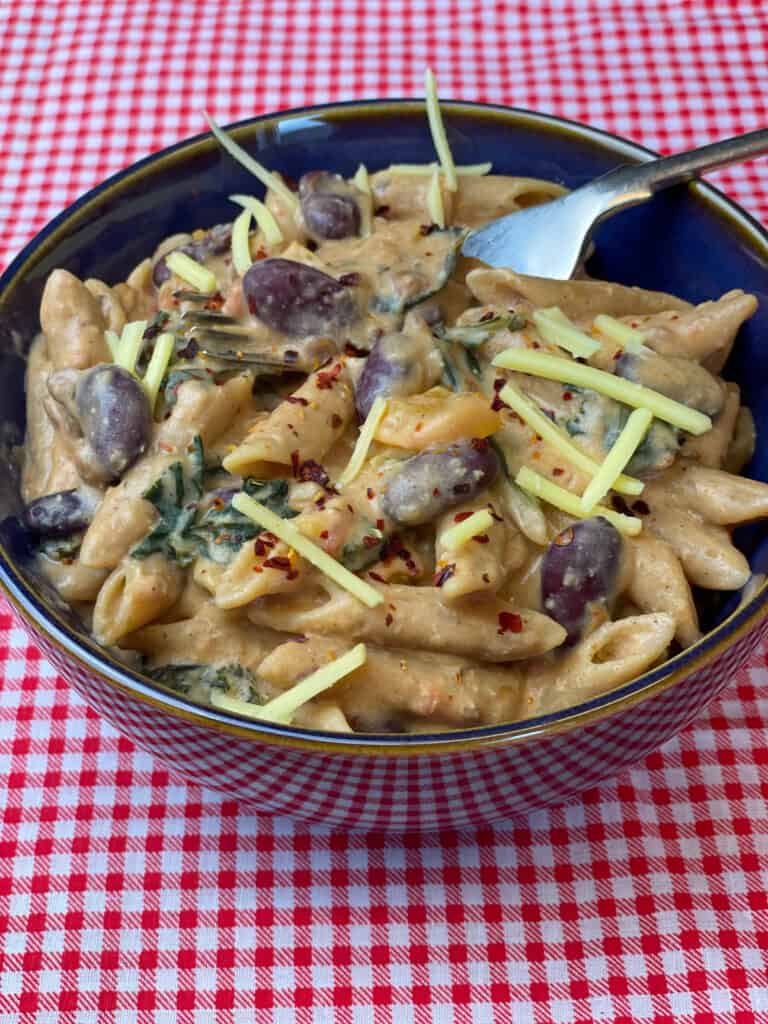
xmin=591 ymin=128 xmax=768 ymax=214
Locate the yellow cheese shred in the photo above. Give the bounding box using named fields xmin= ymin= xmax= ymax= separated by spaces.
xmin=498 ymin=382 xmax=643 ymax=496
xmin=493 ymin=348 xmax=712 ymax=435
xmin=205 ymin=112 xmax=299 ymax=210
xmin=426 ymin=167 xmax=446 ymax=228
xmin=336 ymin=397 xmax=388 ymax=489
xmin=229 ymin=193 xmax=284 ymax=247
xmin=232 ymin=493 xmax=383 ymax=608
xmin=353 ymin=164 xmax=373 ymax=238
xmin=114 ymin=320 xmax=148 ymax=375
xmin=104 ymin=329 xmax=121 ymax=361
xmin=142 ymin=332 xmax=176 ymax=409
xmin=387 ymin=162 xmax=493 ymax=176
xmin=515 ymin=466 xmax=642 ymax=537
xmin=532 ymin=307 xmax=601 ymax=359
xmin=165 ymin=251 xmax=217 ymax=294
xmin=593 ymin=314 xmax=646 ymax=353
xmin=424 ymin=69 xmax=458 ymax=191
xmin=231 ymin=208 xmax=253 ymax=276
xmin=210 ymin=643 xmax=367 ymax=725
xmin=581 ymin=408 xmax=653 ymax=512
xmin=440 ymin=508 xmax=494 ymax=551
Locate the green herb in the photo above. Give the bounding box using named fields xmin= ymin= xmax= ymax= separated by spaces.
xmin=340 ymin=520 xmax=385 ymax=572
xmin=132 ymin=437 xmax=297 ymax=565
xmin=146 ymin=662 xmax=259 ymax=702
xmin=39 ymin=534 xmax=83 ymax=562
xmin=438 ymin=312 xmax=527 ymax=348
xmin=437 ymin=339 xmax=461 ymax=391
xmin=603 ymin=405 xmax=681 ymax=474
xmin=371 ymin=227 xmax=464 ymax=314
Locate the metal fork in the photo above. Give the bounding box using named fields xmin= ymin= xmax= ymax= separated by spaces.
xmin=461 ymin=128 xmax=768 ymax=278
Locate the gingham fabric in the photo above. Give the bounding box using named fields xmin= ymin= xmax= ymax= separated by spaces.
xmin=1 ymin=1 xmax=768 ymax=1020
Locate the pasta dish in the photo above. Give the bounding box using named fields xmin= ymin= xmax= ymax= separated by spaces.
xmin=20 ymin=76 xmax=768 ymax=733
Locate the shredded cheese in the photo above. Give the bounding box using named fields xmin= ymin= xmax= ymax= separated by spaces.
xmin=440 ymin=509 xmax=494 ymax=551
xmin=231 ymin=208 xmax=253 ymax=276
xmin=493 ymin=348 xmax=712 ymax=435
xmin=104 ymin=328 xmax=121 ymax=361
xmin=532 ymin=307 xmax=601 ymax=359
xmin=426 ymin=167 xmax=445 ymax=228
xmin=424 ymin=68 xmax=458 ymax=191
xmin=142 ymin=332 xmax=176 ymax=409
xmin=387 ymin=162 xmax=493 ymax=176
xmin=229 ymin=193 xmax=284 ymax=247
xmin=210 ymin=643 xmax=367 ymax=725
xmin=336 ymin=397 xmax=388 ymax=489
xmin=593 ymin=314 xmax=646 ymax=353
xmin=352 ymin=164 xmax=373 ymax=238
xmin=580 ymin=407 xmax=653 ymax=512
xmin=232 ymin=493 xmax=384 ymax=608
xmin=165 ymin=251 xmax=217 ymax=293
xmin=114 ymin=320 xmax=147 ymax=375
xmin=498 ymin=382 xmax=643 ymax=496
xmin=515 ymin=466 xmax=642 ymax=536
xmin=205 ymin=112 xmax=299 ymax=209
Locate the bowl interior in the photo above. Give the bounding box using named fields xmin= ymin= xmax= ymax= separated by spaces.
xmin=1 ymin=100 xmax=768 ymax=743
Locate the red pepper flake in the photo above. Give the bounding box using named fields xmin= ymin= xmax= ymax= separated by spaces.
xmin=532 ymin=340 xmax=540 ymax=349
xmin=434 ymin=564 xmax=455 ymax=587
xmin=385 ymin=613 xmax=394 ymax=626
xmin=433 ymin=487 xmax=441 ymax=497
xmin=562 ymin=391 xmax=572 ymax=401
xmin=285 ymin=395 xmax=309 ymax=406
xmin=613 ymin=350 xmax=622 ymax=361
xmin=497 ymin=611 xmax=523 ymax=635
xmin=331 ymin=413 xmax=343 ymax=430
xmin=471 ymin=437 xmax=490 ymax=451
xmin=316 ymin=363 xmax=343 ymax=389
xmin=262 ymin=532 xmax=277 ymax=544
xmin=632 ymin=499 xmax=650 ymax=515
xmin=347 ymin=504 xmax=354 ymax=514
xmin=368 ymin=571 xmax=385 ymax=583
xmin=611 ymin=495 xmax=631 ymax=515
xmin=375 ymin=518 xmax=385 ymax=531
xmin=366 ymin=487 xmax=375 ymax=500
xmin=253 ymin=538 xmax=269 ymax=557
xmin=552 ymin=467 xmax=564 ymax=477
xmin=493 ymin=377 xmax=505 ymax=393
xmin=315 ymin=496 xmax=327 ymax=509
xmin=252 ymin=565 xmax=263 ymax=573
xmin=454 ymin=511 xmax=474 ymax=523
xmin=212 ymin=497 xmax=225 ymax=509
xmin=481 ymin=573 xmax=490 ymax=584
xmin=290 ymin=450 xmax=301 ymax=477
xmin=320 ymin=530 xmax=329 ymax=540
xmin=263 ymin=556 xmax=292 ymax=571
xmin=286 ymin=569 xmax=299 ymax=581
xmin=404 ymin=558 xmax=418 ymax=576
xmin=509 ymin=411 xmax=523 ymax=424
xmin=472 ymin=534 xmax=490 ymax=544
xmin=554 ymin=527 xmax=574 ymax=547
xmin=362 ymin=535 xmax=380 ymax=549
xmin=419 ymin=223 xmax=438 ymax=236
xmin=375 ymin=205 xmax=390 ymax=216
xmin=297 ymin=459 xmax=333 ymax=489
xmin=491 ymin=394 xmax=509 ymax=412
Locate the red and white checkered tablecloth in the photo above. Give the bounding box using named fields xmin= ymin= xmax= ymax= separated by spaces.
xmin=1 ymin=2 xmax=768 ymax=1020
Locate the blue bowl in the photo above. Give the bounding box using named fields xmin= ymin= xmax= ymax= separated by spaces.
xmin=1 ymin=100 xmax=767 ymax=830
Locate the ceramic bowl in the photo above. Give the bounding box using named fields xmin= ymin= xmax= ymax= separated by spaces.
xmin=2 ymin=100 xmax=767 ymax=830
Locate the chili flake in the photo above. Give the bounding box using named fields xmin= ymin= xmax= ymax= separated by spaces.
xmin=472 ymin=534 xmax=490 ymax=545
xmin=285 ymin=396 xmax=309 ymax=406
xmin=454 ymin=511 xmax=474 ymax=523
xmin=497 ymin=611 xmax=523 ymax=635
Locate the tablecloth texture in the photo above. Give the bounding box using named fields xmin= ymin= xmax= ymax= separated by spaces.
xmin=1 ymin=2 xmax=768 ymax=1021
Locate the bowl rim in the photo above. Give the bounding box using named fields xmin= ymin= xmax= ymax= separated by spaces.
xmin=2 ymin=96 xmax=767 ymax=755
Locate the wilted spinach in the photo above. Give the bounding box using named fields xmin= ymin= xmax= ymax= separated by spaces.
xmin=146 ymin=662 xmax=258 ymax=702
xmin=131 ymin=436 xmax=297 ymax=565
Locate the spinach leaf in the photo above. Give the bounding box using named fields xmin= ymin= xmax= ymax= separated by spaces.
xmin=340 ymin=520 xmax=385 ymax=572
xmin=39 ymin=533 xmax=83 ymax=563
xmin=158 ymin=366 xmax=244 ymax=418
xmin=132 ymin=436 xmax=298 ymax=565
xmin=438 ymin=312 xmax=527 ymax=348
xmin=146 ymin=662 xmax=259 ymax=702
